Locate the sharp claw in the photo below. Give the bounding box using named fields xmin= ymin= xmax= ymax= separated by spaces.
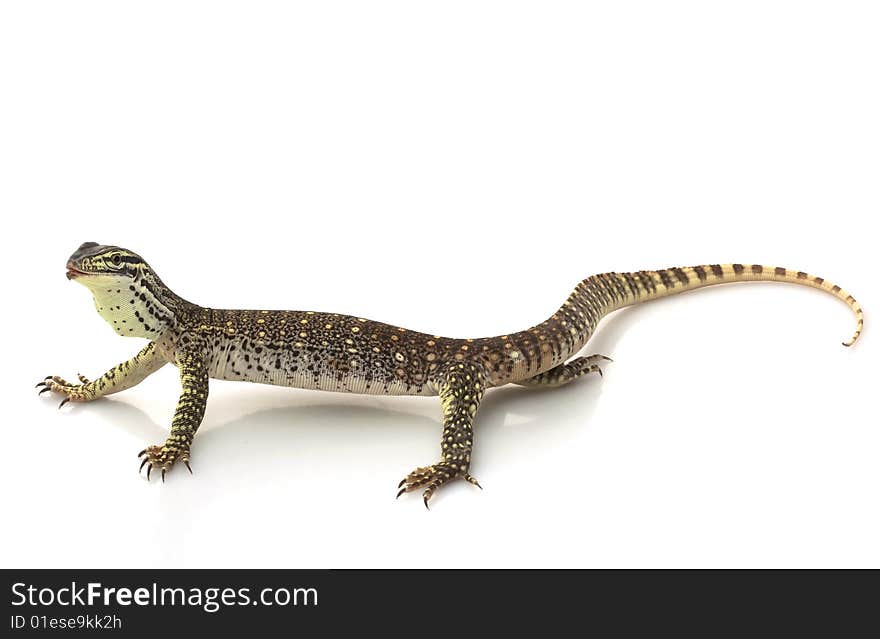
xmin=161 ymin=469 xmax=166 ymax=483
xmin=38 ymin=387 xmax=51 ymax=396
xmin=398 ymin=478 xmax=406 ymax=488
xmin=396 ymin=487 xmax=406 ymax=499
xmin=138 ymin=449 xmax=147 ymax=458
xmin=184 ymin=460 xmax=192 ymax=474
xmin=597 ymin=368 xmax=603 ymax=377
xmin=146 ymin=465 xmax=152 ymax=481
xmin=139 ymin=458 xmax=148 ymax=472
xmin=35 ymin=381 xmax=47 ymax=388
xmin=58 ymin=397 xmax=70 ymax=409
xmin=601 ymin=355 xmax=613 ymax=362
xmin=423 ymin=495 xmax=431 ymax=510
xmin=44 ymin=375 xmax=53 ymax=381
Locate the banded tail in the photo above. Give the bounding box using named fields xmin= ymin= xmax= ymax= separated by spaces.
xmin=576 ymin=264 xmax=863 ymax=347
xmin=482 ymin=263 xmax=861 ymax=387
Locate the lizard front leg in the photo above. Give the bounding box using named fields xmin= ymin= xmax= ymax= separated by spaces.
xmin=139 ymin=346 xmax=208 ymax=481
xmin=37 ymin=341 xmax=167 ymax=407
xmin=397 ymin=362 xmax=487 ymax=509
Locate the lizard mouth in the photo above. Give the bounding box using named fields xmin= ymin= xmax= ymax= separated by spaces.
xmin=66 ymin=263 xmax=88 ymax=280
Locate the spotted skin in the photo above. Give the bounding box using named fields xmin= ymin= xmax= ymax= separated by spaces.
xmin=37 ymin=341 xmax=166 ymax=405
xmin=40 ymin=243 xmax=863 ymax=507
xmin=397 ymin=361 xmax=487 ymax=507
xmin=138 ymin=345 xmax=208 ymax=480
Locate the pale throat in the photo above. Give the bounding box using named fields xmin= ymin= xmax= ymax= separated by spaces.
xmin=79 ymin=276 xmax=172 ymax=339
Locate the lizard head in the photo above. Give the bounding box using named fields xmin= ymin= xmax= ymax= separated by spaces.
xmin=66 ymin=242 xmax=145 ymax=281
xmin=66 ymin=242 xmax=184 ymax=339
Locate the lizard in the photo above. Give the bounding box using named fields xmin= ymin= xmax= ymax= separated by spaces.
xmin=38 ymin=242 xmax=863 ymax=508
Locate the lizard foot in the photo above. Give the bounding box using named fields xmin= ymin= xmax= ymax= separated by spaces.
xmin=396 ymin=463 xmax=482 ymax=509
xmin=35 ymin=375 xmax=93 ymax=408
xmin=138 ymin=441 xmax=193 ymax=482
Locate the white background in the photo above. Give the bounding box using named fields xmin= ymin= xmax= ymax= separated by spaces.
xmin=1 ymin=1 xmax=877 ymax=568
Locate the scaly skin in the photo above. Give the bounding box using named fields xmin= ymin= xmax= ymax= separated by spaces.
xmin=39 ymin=243 xmax=863 ymax=507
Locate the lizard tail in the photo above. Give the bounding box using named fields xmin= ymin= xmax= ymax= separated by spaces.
xmin=579 ymin=264 xmax=863 ymax=347
xmin=481 ymin=263 xmax=861 ymax=387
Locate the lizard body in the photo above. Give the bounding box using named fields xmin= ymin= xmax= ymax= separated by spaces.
xmin=40 ymin=243 xmax=863 ymax=506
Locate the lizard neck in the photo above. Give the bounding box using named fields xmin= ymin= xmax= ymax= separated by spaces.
xmin=81 ymin=267 xmax=195 ymax=340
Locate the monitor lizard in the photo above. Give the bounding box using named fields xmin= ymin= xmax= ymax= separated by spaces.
xmin=38 ymin=242 xmax=863 ymax=508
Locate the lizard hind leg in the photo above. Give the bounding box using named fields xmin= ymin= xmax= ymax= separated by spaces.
xmin=515 ymin=353 xmax=612 ymax=389
xmin=397 ymin=362 xmax=487 ymax=509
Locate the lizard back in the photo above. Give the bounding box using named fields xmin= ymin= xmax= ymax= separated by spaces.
xmin=181 ymin=263 xmax=862 ymax=394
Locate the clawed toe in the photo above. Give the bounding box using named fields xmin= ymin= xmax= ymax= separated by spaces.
xmin=35 ymin=375 xmax=89 ymax=407
xmin=396 ymin=463 xmax=482 ymax=509
xmin=138 ymin=444 xmax=191 ymax=482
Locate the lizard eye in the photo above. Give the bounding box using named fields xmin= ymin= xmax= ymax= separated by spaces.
xmin=110 ymin=254 xmax=123 ymax=268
